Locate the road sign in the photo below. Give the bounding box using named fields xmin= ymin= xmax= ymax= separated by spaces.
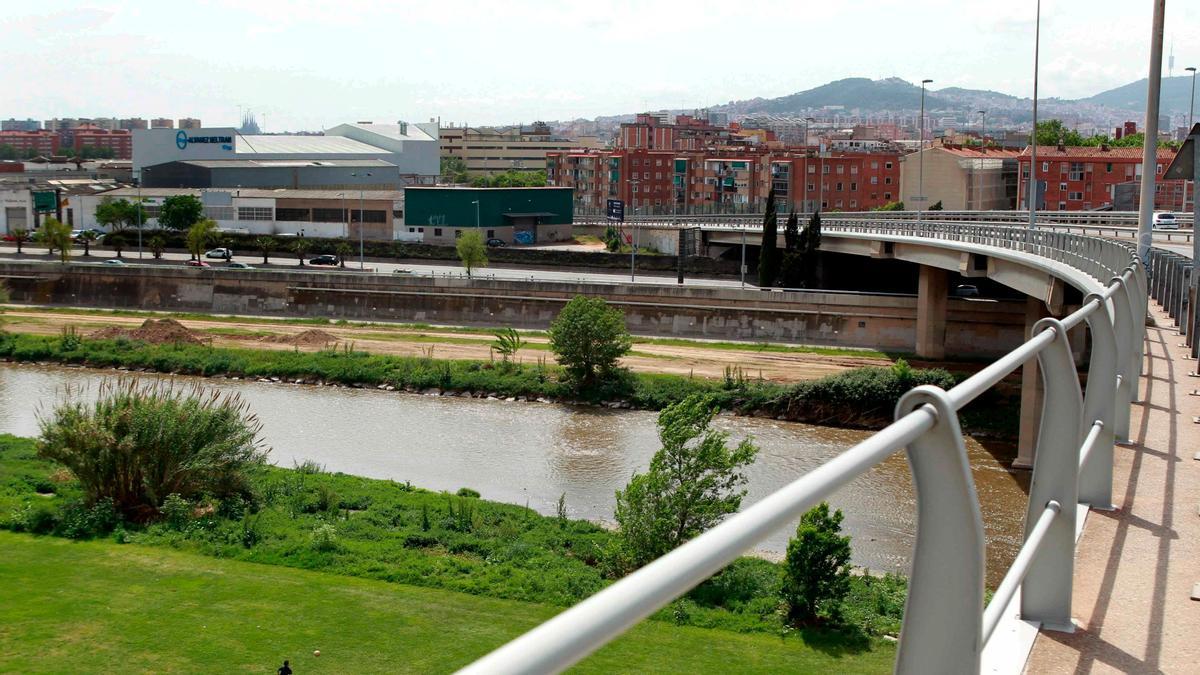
xmin=606 ymin=199 xmax=624 ymax=222
xmin=32 ymin=191 xmax=56 ymax=213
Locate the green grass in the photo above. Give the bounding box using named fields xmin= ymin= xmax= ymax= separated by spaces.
xmin=0 ymin=531 xmax=894 ymax=673
xmin=633 ymin=337 xmax=893 ymax=360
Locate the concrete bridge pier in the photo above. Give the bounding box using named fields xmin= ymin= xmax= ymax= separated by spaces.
xmin=915 ymin=265 xmax=949 ymax=360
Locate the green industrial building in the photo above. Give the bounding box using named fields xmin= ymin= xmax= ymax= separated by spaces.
xmin=403 ymin=187 xmax=574 ymax=246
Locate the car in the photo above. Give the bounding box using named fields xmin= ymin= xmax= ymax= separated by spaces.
xmin=953 ymin=284 xmax=980 ymax=298
xmin=185 ymin=259 xmax=211 ymax=268
xmin=1152 ymin=212 xmax=1179 ymax=230
xmin=226 ymin=261 xmax=255 ymax=270
xmin=308 ymin=254 xmax=340 ymax=266
xmin=102 ymin=259 xmax=126 ymax=266
xmin=486 ymin=238 xmax=507 ymax=248
xmin=205 ymin=247 xmax=233 ymax=260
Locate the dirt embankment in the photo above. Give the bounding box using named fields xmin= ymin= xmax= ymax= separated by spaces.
xmin=89 ymin=319 xmax=208 ymax=346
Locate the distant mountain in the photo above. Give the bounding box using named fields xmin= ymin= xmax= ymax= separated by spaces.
xmin=1080 ymin=76 xmax=1196 ymax=114
xmin=742 ymin=77 xmax=950 ymax=114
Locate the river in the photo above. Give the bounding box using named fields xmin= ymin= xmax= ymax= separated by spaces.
xmin=0 ymin=362 xmax=1029 ymax=583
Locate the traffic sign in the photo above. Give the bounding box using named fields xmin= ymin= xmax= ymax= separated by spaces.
xmin=606 ymin=199 xmax=624 ymax=222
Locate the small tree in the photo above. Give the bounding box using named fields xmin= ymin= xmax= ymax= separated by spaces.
xmin=779 ymin=210 xmax=803 ymax=288
xmin=548 ymin=296 xmax=632 ymax=389
xmin=147 ymin=235 xmax=166 ymax=259
xmin=292 ymin=239 xmax=312 ymax=266
xmin=10 ymin=228 xmax=29 ymax=254
xmin=335 ymin=242 xmax=353 ymax=268
xmin=492 ymin=327 xmax=524 ymax=364
xmin=103 ymin=231 xmax=126 ymax=258
xmin=929 ymin=200 xmax=944 ymax=211
xmin=614 ymin=394 xmax=759 ymax=568
xmin=38 ymin=218 xmax=73 ymax=263
xmin=757 ymin=188 xmax=780 ymax=287
xmin=456 ymin=230 xmax=488 ymax=278
xmin=254 ymin=236 xmax=275 ymax=264
xmin=185 ymin=219 xmax=218 ymax=260
xmin=78 ymin=230 xmax=98 ymax=256
xmin=782 ymin=501 xmax=852 ymax=625
xmin=158 ymin=195 xmax=204 ymax=231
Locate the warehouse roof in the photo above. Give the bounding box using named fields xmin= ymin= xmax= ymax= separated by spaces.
xmin=177 ymin=158 xmax=397 ymax=169
xmin=234 ymin=134 xmax=389 ymax=155
xmin=98 ymin=187 xmax=404 ymax=201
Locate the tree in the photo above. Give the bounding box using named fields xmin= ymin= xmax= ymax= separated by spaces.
xmin=254 ymin=236 xmax=275 ymax=264
xmin=929 ymin=200 xmax=944 ymax=211
xmin=185 ymin=219 xmax=218 ymax=260
xmin=158 ymin=195 xmax=204 ymax=231
xmin=334 ymin=242 xmax=353 ymax=268
xmin=440 ymin=156 xmax=469 ymax=183
xmin=757 ymin=188 xmax=780 ymax=287
xmin=10 ymin=228 xmax=29 ymax=254
xmin=614 ymin=394 xmax=759 ymax=568
xmin=796 ymin=211 xmax=823 ymax=289
xmin=78 ymin=230 xmax=98 ymax=256
xmin=292 ymin=239 xmax=312 ymax=266
xmin=779 ymin=211 xmax=803 ymax=288
xmin=147 ymin=235 xmax=166 ymax=259
xmin=1034 ymin=119 xmax=1085 ymax=147
xmin=872 ymin=200 xmax=905 ymax=211
xmin=456 ymin=230 xmax=488 ymax=278
xmin=94 ymin=197 xmax=143 ymax=231
xmin=548 ymin=295 xmax=633 ymax=389
xmin=37 ymin=378 xmax=267 ymax=522
xmin=782 ymin=502 xmax=851 ymax=625
xmin=103 ymin=231 xmax=126 ymax=258
xmin=492 ymin=327 xmax=524 ymax=364
xmin=37 ymin=218 xmax=73 ymax=263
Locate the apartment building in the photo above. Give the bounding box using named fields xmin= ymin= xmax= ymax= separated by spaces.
xmin=69 ymin=125 xmax=133 ymax=159
xmin=151 ymin=118 xmax=174 ymax=129
xmin=900 ymin=144 xmax=1020 ymax=210
xmin=1017 ymin=145 xmax=1184 ymax=211
xmin=439 ymin=122 xmax=601 ymax=176
xmin=617 ymin=113 xmax=732 ymax=151
xmin=0 ymin=130 xmax=60 ymax=156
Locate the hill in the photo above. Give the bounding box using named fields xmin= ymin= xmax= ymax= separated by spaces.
xmin=1080 ymin=75 xmax=1197 ymax=114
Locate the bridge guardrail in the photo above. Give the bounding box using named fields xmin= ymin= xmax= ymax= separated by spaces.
xmin=460 ymin=221 xmax=1149 ymax=674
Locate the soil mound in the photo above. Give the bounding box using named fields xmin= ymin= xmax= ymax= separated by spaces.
xmin=89 ymin=318 xmax=206 ymax=345
xmin=260 ymin=329 xmax=339 ymax=347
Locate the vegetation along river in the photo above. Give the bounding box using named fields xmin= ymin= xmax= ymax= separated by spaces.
xmin=0 ymin=362 xmax=1030 ymax=584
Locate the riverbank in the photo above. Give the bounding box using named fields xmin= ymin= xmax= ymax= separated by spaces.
xmin=0 ymin=328 xmax=1018 ymax=436
xmin=0 ymin=434 xmax=905 ymax=656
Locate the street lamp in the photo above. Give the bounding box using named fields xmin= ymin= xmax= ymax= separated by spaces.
xmin=350 ymin=172 xmax=372 ymax=270
xmin=1186 ymin=66 xmax=1197 ymax=214
xmin=1028 ymin=0 xmax=1041 ymax=232
xmin=471 ymin=200 xmax=480 ymax=230
xmin=629 ymin=179 xmax=641 ymax=281
xmin=978 ymin=110 xmax=987 ymax=147
xmin=918 ymin=79 xmax=933 ymax=223
xmin=804 ymin=117 xmax=815 ymax=213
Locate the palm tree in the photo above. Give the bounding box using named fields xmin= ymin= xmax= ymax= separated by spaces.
xmin=148 ymin=235 xmax=166 ymax=259
xmin=103 ymin=231 xmax=127 ymax=258
xmin=291 ymin=239 xmax=311 ymax=266
xmin=254 ymin=236 xmax=275 ymax=265
xmin=185 ymin=219 xmax=218 ymax=260
xmin=334 ymin=242 xmax=352 ymax=268
xmin=10 ymin=228 xmax=29 ymax=254
xmin=79 ymin=230 xmax=98 ymax=256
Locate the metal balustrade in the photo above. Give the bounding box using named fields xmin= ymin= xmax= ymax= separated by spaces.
xmin=460 ymin=221 xmax=1152 ymax=675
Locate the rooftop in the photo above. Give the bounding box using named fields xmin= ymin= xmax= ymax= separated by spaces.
xmin=98 ymin=187 xmax=404 ymax=201
xmin=1018 ymin=145 xmax=1178 ymax=160
xmin=177 ymin=158 xmax=397 ymax=169
xmin=235 ymin=134 xmax=388 ymax=155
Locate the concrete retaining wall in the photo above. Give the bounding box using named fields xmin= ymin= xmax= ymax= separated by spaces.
xmin=0 ymin=261 xmax=1026 ymax=357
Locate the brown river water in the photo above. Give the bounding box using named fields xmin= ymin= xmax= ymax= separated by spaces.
xmin=0 ymin=363 xmax=1030 ymax=584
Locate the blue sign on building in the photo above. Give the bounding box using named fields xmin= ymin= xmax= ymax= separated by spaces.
xmin=175 ymin=130 xmax=234 ymax=151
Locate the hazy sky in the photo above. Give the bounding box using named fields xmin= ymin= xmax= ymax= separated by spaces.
xmin=3 ymin=1 xmax=1198 ymax=131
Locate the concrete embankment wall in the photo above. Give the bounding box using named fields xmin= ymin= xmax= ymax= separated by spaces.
xmin=0 ymin=262 xmax=1026 ymax=357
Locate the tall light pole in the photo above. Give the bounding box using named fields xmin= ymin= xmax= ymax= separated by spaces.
xmin=1028 ymin=0 xmax=1041 ymax=232
xmin=978 ymin=110 xmax=987 ymax=147
xmin=351 ymin=171 xmax=372 ymax=270
xmin=1185 ymin=66 xmax=1196 ymax=214
xmin=471 ymin=199 xmax=480 ymax=230
xmin=918 ymin=79 xmax=932 ymax=222
xmin=1135 ymin=0 xmax=1166 ymax=264
xmin=630 ymin=179 xmax=640 ymax=281
xmin=136 ymin=168 xmax=144 ymax=259
xmin=804 ymin=117 xmax=815 ymax=213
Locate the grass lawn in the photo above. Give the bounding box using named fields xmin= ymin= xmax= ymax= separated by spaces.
xmin=0 ymin=532 xmax=894 ymax=674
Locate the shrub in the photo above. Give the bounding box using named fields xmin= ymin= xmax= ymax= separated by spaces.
xmin=37 ymin=378 xmax=267 ymax=522
xmin=782 ymin=502 xmax=851 ymax=625
xmin=310 ymin=521 xmax=338 ymax=551
xmin=160 ymin=493 xmax=191 ymax=529
xmin=548 ymin=296 xmax=632 ymax=390
xmin=456 ymin=487 xmax=481 ymax=498
xmin=614 ymin=394 xmax=758 ymax=569
xmin=456 ymin=230 xmax=488 ymax=277
xmin=59 ymin=497 xmax=121 ymax=539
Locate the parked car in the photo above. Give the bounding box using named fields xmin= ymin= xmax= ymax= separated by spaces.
xmin=205 ymin=247 xmax=233 ymax=260
xmin=1152 ymin=212 xmax=1179 ymax=229
xmin=953 ymin=284 xmax=980 ymax=298
xmin=226 ymin=261 xmax=255 ymax=270
xmin=102 ymin=259 xmax=126 ymax=266
xmin=486 ymin=238 xmax=507 ymax=248
xmin=308 ymin=254 xmax=340 ymax=266
xmin=185 ymin=259 xmax=210 ymax=268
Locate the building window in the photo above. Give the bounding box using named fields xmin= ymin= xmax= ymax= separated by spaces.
xmin=1068 ymin=192 xmax=1083 ymax=201
xmin=836 ymin=165 xmax=844 ymax=174
xmin=884 ymin=177 xmax=892 ymax=185
xmin=1059 ymin=182 xmax=1068 ymax=191
xmin=1106 ymin=163 xmax=1113 ymax=172
xmin=884 ymin=192 xmax=892 ymax=200
xmin=850 ymin=182 xmax=857 ymax=191
xmin=1058 ymin=202 xmax=1066 ymax=210
xmin=409 ymin=228 xmax=415 ymax=233
xmin=487 ymin=229 xmax=495 ymax=238
xmin=871 ymin=161 xmax=879 ymax=169
xmin=237 ymin=207 xmax=273 ymax=221
xmin=849 ymin=200 xmax=857 ymax=208
xmin=835 ymin=200 xmax=843 ymax=208
xmin=807 ymin=183 xmax=815 ymax=192
xmin=885 ymin=162 xmax=893 ymax=169
xmin=822 ymin=165 xmax=830 ymax=174
xmin=850 ymin=165 xmax=858 ymax=174
xmin=312 ymin=208 xmax=346 ymax=222
xmin=1042 ymin=161 xmax=1049 ymax=172
xmin=455 ymin=230 xmax=462 ymax=238
xmin=808 ymin=165 xmax=816 ymax=174
xmin=434 ymin=228 xmax=442 ymax=237
xmin=836 ymin=182 xmax=843 ymax=191
xmin=870 ymin=176 xmax=878 ymax=185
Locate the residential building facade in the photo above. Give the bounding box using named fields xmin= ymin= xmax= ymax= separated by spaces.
xmin=900 ymin=144 xmax=1020 ymax=210
xmin=1017 ymin=145 xmax=1185 ymax=211
xmin=438 ymin=122 xmax=601 ymax=176
xmin=0 ymin=130 xmax=60 ymax=156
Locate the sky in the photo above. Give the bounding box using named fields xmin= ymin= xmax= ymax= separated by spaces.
xmin=2 ymin=0 xmax=1198 ymax=131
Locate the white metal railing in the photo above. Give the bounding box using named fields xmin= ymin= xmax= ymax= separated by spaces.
xmin=461 ymin=220 xmax=1152 ymax=674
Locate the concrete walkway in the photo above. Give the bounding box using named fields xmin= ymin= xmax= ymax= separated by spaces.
xmin=1025 ymin=303 xmax=1200 ymax=674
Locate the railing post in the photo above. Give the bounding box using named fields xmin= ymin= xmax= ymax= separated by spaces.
xmin=1110 ymin=274 xmax=1135 ymax=442
xmin=893 ymin=386 xmax=984 ymax=674
xmin=1124 ymin=265 xmax=1147 ymax=398
xmin=1079 ymin=293 xmax=1117 ymax=509
xmin=1020 ymin=318 xmax=1082 ymax=632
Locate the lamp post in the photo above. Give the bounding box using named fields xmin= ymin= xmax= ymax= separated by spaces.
xmin=918 ymin=79 xmax=932 ymax=223
xmin=1185 ymin=66 xmax=1197 ymax=214
xmin=978 ymin=110 xmax=987 ymax=147
xmin=136 ymin=169 xmax=144 ymax=259
xmin=351 ymin=172 xmax=372 ymax=270
xmin=1135 ymin=0 xmax=1165 ymax=264
xmin=630 ymin=179 xmax=640 ymax=281
xmin=804 ymin=117 xmax=815 ymax=213
xmin=471 ymin=199 xmax=480 ymax=230
xmin=1028 ymin=0 xmax=1041 ymax=232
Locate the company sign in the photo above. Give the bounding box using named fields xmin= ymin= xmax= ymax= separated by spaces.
xmin=606 ymin=198 xmax=624 ymax=222
xmin=175 ymin=130 xmax=233 ymax=151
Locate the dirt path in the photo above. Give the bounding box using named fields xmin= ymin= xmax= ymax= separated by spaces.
xmin=0 ymin=308 xmax=893 ymax=383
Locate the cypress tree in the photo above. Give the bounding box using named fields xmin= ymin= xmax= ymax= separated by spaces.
xmin=757 ymin=189 xmax=780 ymax=287
xmin=780 ymin=210 xmax=803 ymax=288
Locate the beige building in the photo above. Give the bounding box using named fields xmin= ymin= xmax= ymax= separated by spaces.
xmin=440 ymin=122 xmax=602 ymax=177
xmin=899 ymin=144 xmax=1020 ymax=211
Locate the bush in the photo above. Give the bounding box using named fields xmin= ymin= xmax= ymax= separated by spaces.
xmin=310 ymin=521 xmax=338 ymax=551
xmin=59 ymin=497 xmax=121 ymax=539
xmin=782 ymin=502 xmax=851 ymax=625
xmin=37 ymin=378 xmax=268 ymax=522
xmin=548 ymin=296 xmax=632 ymax=390
xmin=161 ymin=493 xmax=191 ymax=529
xmin=456 ymin=487 xmax=481 ymax=498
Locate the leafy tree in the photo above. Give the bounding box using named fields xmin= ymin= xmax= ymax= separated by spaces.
xmin=147 ymin=234 xmax=166 ymax=259
xmin=782 ymin=501 xmax=851 ymax=625
xmin=335 ymin=242 xmax=353 ymax=268
xmin=78 ymin=230 xmax=98 ymax=256
xmin=37 ymin=378 xmax=266 ymax=522
xmin=469 ymin=170 xmax=547 ymax=188
xmin=185 ymin=219 xmax=218 ymax=260
xmin=37 ymin=218 xmax=73 ymax=262
xmin=456 ymin=230 xmax=488 ymax=278
xmin=254 ymin=236 xmax=275 ymax=264
xmin=0 ymin=144 xmax=16 ymax=160
xmin=1034 ymin=119 xmax=1085 ymax=147
xmin=95 ymin=197 xmax=134 ymax=231
xmin=603 ymin=225 xmax=622 ymax=252
xmin=614 ymin=394 xmax=759 ymax=568
xmin=158 ymin=195 xmax=204 ymax=231
xmin=548 ymin=295 xmax=632 ymax=389
xmin=872 ymin=201 xmax=905 ymax=211
xmin=757 ymin=188 xmax=780 ymax=287
xmin=440 ymin=156 xmax=469 ymax=183
xmin=929 ymin=200 xmax=943 ymax=211
xmin=9 ymin=228 xmax=29 ymax=254
xmin=78 ymin=146 xmax=116 ymax=160
xmin=492 ymin=327 xmax=524 ymax=363
xmin=102 ymin=231 xmax=126 ymax=258
xmin=292 ymin=239 xmax=312 ymax=266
